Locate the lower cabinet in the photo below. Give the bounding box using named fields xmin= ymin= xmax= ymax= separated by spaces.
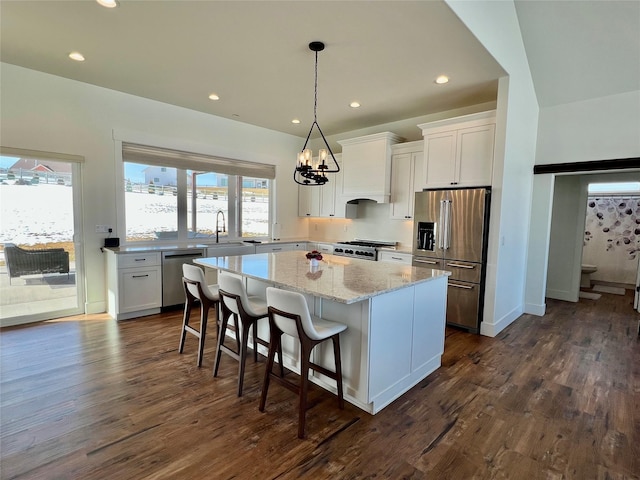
xmin=106 ymin=250 xmax=162 ymax=320
xmin=378 ymin=251 xmax=413 ymax=265
xmin=255 ymin=243 xmax=298 ymax=253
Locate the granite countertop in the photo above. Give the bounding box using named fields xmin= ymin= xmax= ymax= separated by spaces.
xmin=103 ymin=238 xmax=309 ymax=254
xmin=195 ymin=251 xmax=449 ymax=304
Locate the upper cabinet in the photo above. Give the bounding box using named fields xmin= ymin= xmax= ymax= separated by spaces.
xmin=418 ymin=111 xmax=496 ymax=189
xmin=390 ymin=141 xmax=423 ymax=220
xmin=298 ymin=154 xmax=356 ymax=218
xmin=338 ymin=132 xmax=404 ymax=203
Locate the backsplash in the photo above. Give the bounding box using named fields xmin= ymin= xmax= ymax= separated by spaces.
xmin=583 ymin=195 xmax=640 ymax=285
xmin=309 ymin=201 xmax=414 ymax=250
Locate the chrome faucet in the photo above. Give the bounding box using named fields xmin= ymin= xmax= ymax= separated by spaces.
xmin=215 ymin=210 xmax=226 ymax=243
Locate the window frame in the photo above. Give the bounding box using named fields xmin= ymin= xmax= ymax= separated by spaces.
xmin=114 ymin=139 xmax=273 ymax=245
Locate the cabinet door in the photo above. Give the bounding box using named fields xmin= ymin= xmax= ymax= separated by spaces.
xmin=423 ymin=131 xmax=457 ymax=188
xmin=456 ymin=124 xmax=495 ymax=186
xmin=118 ymin=267 xmax=162 ymax=313
xmin=298 ymin=185 xmax=320 ymax=217
xmin=319 ymin=177 xmax=336 ymax=217
xmin=390 ymin=153 xmax=413 ymax=219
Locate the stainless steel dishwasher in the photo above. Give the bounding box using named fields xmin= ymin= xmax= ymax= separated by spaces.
xmin=161 ymin=249 xmax=205 ymax=307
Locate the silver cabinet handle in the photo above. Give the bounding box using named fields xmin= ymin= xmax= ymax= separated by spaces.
xmin=447 ymin=263 xmax=475 ymax=269
xmin=132 ymin=274 xmax=149 ymax=278
xmin=134 ymin=258 xmax=147 ymax=262
xmin=391 ymin=256 xmax=402 ymax=261
xmin=415 ymin=259 xmax=438 ymax=265
xmin=272 ymin=247 xmax=282 ymax=251
xmin=449 ymin=282 xmax=474 ymax=289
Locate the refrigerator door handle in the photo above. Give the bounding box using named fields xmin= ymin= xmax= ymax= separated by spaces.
xmin=443 ymin=200 xmax=452 ymax=250
xmin=449 ymin=282 xmax=474 ymax=290
xmin=447 ymin=262 xmax=475 ymax=269
xmin=438 ymin=200 xmax=445 ymax=249
xmin=414 ymin=258 xmax=439 ymax=265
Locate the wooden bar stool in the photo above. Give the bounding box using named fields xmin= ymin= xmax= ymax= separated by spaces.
xmin=260 ymin=287 xmax=347 ymax=439
xmin=214 ymin=272 xmax=282 ymax=396
xmin=179 ymin=264 xmax=220 ymax=367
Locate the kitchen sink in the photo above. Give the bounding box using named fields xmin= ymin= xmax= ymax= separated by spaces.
xmin=206 ymin=242 xmax=256 ymax=257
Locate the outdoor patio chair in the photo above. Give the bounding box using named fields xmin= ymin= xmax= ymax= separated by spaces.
xmin=3 ymin=243 xmax=70 ymax=285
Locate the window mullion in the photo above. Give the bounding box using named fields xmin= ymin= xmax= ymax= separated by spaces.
xmin=176 ymin=170 xmax=188 ymax=241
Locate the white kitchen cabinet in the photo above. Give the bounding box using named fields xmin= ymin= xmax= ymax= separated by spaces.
xmin=315 ymin=243 xmax=334 ymax=254
xmin=378 ymin=251 xmax=412 ymax=265
xmin=298 ymin=155 xmax=356 ymax=218
xmin=106 ymin=250 xmax=162 ymax=320
xmin=419 ymin=111 xmax=495 ymax=189
xmin=298 ymin=184 xmax=320 ymax=217
xmin=255 ymin=243 xmax=297 ymax=253
xmin=338 ymin=132 xmax=403 ymax=203
xmin=390 ymin=141 xmax=423 ymax=220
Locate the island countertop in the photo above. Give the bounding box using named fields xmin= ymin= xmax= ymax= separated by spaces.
xmin=195 ymin=250 xmax=449 ymax=304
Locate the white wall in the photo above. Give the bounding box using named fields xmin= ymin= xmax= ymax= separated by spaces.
xmin=536 ymin=91 xmax=640 ymax=164
xmin=0 ymin=63 xmax=305 ymax=317
xmin=525 ymin=93 xmax=640 ymax=310
xmin=446 ymin=0 xmax=539 ymax=336
xmin=546 ymin=175 xmax=587 ymax=302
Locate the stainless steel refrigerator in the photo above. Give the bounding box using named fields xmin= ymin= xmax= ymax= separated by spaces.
xmin=412 ymin=187 xmax=491 ymax=333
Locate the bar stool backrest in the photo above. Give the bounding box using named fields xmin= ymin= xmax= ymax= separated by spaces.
xmin=219 ymin=271 xmax=252 ymax=315
xmin=183 ymin=264 xmax=207 ymax=299
xmin=266 ymin=287 xmax=322 ymax=341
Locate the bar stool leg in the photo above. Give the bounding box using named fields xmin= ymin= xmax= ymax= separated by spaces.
xmin=237 ymin=318 xmax=252 ymax=396
xmin=179 ymin=296 xmax=193 ymax=354
xmin=213 ymin=304 xmax=231 ymax=378
xmin=332 ymin=335 xmax=344 ymax=409
xmin=196 ymin=299 xmax=210 ymax=368
xmin=298 ymin=343 xmax=312 ymax=439
xmin=259 ymin=329 xmax=281 ymax=412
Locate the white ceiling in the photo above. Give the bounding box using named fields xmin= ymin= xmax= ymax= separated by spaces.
xmin=1 ymin=1 xmax=638 ymax=139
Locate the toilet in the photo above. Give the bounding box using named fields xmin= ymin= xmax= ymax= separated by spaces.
xmin=581 ymin=264 xmax=598 ymax=289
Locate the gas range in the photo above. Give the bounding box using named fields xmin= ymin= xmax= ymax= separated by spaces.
xmin=332 ymin=239 xmax=397 ymax=261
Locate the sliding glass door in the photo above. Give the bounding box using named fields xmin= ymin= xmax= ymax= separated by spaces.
xmin=0 ymin=151 xmax=85 ymax=326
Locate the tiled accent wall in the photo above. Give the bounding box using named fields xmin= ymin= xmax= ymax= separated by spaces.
xmin=583 ymin=196 xmax=640 ymax=285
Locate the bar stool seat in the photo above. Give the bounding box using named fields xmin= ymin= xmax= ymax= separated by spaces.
xmin=214 ymin=272 xmax=282 ymax=396
xmin=179 ymin=264 xmax=220 ymax=367
xmin=260 ymin=287 xmax=347 ymax=439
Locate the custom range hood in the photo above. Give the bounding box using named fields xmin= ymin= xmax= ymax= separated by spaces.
xmin=338 ymin=132 xmax=404 ymax=203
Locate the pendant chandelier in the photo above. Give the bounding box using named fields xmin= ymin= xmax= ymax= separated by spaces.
xmin=294 ymin=41 xmax=340 ymax=186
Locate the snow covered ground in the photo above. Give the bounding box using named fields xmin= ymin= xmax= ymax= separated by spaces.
xmin=0 ymin=184 xmax=269 ymax=245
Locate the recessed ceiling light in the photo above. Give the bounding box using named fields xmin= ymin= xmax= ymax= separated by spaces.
xmin=68 ymin=52 xmax=85 ymax=62
xmin=435 ymin=75 xmax=449 ymax=85
xmin=208 ymin=93 xmax=220 ymax=101
xmin=96 ymin=0 xmax=118 ymax=7
xmin=291 ymin=119 xmax=301 ymax=124
xmin=349 ymin=102 xmax=361 ymax=108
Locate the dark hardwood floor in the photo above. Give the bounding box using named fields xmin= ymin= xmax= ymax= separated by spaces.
xmin=1 ymin=291 xmax=638 ymax=479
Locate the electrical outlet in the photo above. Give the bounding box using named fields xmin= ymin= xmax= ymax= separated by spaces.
xmin=95 ymin=225 xmax=112 ymax=233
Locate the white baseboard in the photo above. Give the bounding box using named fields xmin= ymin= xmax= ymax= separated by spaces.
xmin=524 ymin=302 xmax=546 ymax=316
xmin=85 ymin=301 xmax=106 ymax=314
xmin=480 ymin=305 xmax=523 ymax=337
xmin=546 ymin=289 xmax=577 ymax=303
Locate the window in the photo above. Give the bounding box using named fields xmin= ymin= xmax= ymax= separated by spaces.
xmin=121 ymin=143 xmax=274 ymax=243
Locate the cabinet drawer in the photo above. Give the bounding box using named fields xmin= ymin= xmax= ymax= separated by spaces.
xmin=378 ymin=251 xmax=412 ymax=265
xmin=444 ymin=260 xmax=482 ymax=284
xmin=117 ymin=252 xmax=161 ymax=268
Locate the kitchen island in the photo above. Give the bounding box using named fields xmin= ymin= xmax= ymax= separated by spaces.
xmin=196 ymin=251 xmax=450 ymax=414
